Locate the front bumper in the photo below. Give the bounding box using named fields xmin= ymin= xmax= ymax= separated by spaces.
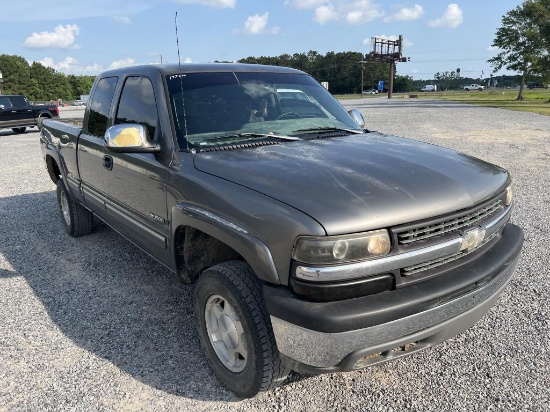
xmin=264 ymin=224 xmax=523 ymax=373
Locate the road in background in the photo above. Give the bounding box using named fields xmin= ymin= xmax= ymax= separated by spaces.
xmin=0 ymin=99 xmax=548 ymax=411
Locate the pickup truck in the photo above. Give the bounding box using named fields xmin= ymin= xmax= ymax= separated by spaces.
xmin=39 ymin=64 xmax=523 ymax=398
xmin=0 ymin=94 xmax=59 ymax=133
xmin=464 ymin=84 xmax=485 ymax=91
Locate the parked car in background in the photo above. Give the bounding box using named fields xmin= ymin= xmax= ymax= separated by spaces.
xmin=420 ymin=85 xmax=437 ymax=92
xmin=362 ymin=89 xmax=377 ymax=94
xmin=464 ymin=84 xmax=484 ymax=91
xmin=0 ymin=94 xmax=59 ymax=134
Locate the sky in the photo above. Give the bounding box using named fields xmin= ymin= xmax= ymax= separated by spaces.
xmin=1 ymin=0 xmax=525 ymax=80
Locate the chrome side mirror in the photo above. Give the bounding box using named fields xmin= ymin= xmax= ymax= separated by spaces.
xmin=105 ymin=123 xmax=159 ymax=153
xmin=348 ymin=109 xmax=365 ymax=128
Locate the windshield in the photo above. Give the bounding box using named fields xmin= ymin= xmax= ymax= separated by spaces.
xmin=166 ymin=71 xmax=362 ymax=150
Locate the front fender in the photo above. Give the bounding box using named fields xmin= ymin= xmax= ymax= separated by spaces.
xmin=171 ymin=202 xmax=281 ymax=284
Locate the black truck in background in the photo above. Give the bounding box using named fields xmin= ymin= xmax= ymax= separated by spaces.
xmin=0 ymin=94 xmax=59 ymax=134
xmin=39 ymin=64 xmax=523 ymax=398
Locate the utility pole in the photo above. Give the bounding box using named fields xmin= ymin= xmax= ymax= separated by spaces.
xmin=0 ymin=72 xmax=3 ymax=95
xmin=359 ymin=61 xmax=368 ymax=96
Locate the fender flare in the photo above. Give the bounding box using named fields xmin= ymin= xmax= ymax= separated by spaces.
xmin=171 ymin=203 xmax=281 ymax=284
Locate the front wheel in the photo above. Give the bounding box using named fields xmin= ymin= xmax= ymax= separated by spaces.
xmin=194 ymin=261 xmax=289 ymax=398
xmin=56 ymin=179 xmax=93 ymax=237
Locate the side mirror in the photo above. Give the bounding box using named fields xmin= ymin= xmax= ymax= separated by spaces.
xmin=348 ymin=109 xmax=365 ymax=128
xmin=105 ymin=123 xmax=160 ymax=153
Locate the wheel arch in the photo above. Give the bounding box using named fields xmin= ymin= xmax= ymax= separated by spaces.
xmin=171 ymin=203 xmax=281 ymax=285
xmin=45 ymin=154 xmax=62 ymax=184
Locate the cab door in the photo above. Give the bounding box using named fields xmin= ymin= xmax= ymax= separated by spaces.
xmin=101 ymin=75 xmax=169 ymax=257
xmin=9 ymin=95 xmax=34 ymax=124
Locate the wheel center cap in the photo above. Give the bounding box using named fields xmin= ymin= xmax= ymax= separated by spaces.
xmin=220 ymin=314 xmax=239 ymax=349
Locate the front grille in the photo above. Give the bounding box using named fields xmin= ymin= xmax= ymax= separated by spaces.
xmin=402 ymin=231 xmax=499 ymax=276
xmin=397 ymin=199 xmax=502 ymax=246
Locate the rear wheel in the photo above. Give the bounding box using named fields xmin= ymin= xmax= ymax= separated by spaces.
xmin=194 ymin=261 xmax=289 ymax=398
xmin=12 ymin=127 xmax=26 ymax=134
xmin=56 ymin=179 xmax=93 ymax=237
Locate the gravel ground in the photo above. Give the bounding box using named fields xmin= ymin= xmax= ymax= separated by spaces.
xmin=0 ymin=99 xmax=549 ymax=411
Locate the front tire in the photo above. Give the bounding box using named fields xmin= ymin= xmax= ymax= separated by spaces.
xmin=12 ymin=127 xmax=26 ymax=134
xmin=194 ymin=261 xmax=289 ymax=398
xmin=56 ymin=179 xmax=93 ymax=237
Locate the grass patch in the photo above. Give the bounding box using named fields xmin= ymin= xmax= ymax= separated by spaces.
xmin=337 ymin=89 xmax=550 ymax=116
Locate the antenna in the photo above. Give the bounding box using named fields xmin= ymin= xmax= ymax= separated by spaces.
xmin=174 ymin=12 xmax=190 ymax=152
xmin=175 ymin=12 xmax=182 ymax=68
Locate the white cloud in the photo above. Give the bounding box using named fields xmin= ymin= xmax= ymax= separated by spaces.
xmin=314 ymin=5 xmax=339 ymax=24
xmin=242 ymin=12 xmax=269 ymax=34
xmin=428 ymin=4 xmax=463 ymax=28
xmin=285 ymin=0 xmax=330 ymax=9
xmin=39 ymin=56 xmax=76 ymax=71
xmin=24 ymin=24 xmax=80 ymax=49
xmin=313 ymin=0 xmax=384 ymax=25
xmin=113 ymin=15 xmax=131 ymax=24
xmin=174 ymin=0 xmax=236 ymax=8
xmin=384 ymin=4 xmax=424 ymax=22
xmin=109 ymin=58 xmax=137 ymax=69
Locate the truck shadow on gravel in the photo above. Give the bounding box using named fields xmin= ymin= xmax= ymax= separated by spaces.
xmin=0 ymin=190 xmax=279 ymax=401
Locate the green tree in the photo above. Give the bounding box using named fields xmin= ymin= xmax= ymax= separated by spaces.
xmin=393 ymin=75 xmax=414 ymax=93
xmin=0 ymin=54 xmax=32 ymax=95
xmin=488 ymin=2 xmax=547 ymax=100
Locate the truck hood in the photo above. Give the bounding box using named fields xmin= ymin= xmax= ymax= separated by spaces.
xmin=193 ymin=133 xmax=509 ymax=235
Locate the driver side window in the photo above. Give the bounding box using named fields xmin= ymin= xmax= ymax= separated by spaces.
xmin=115 ymin=76 xmax=159 ymax=141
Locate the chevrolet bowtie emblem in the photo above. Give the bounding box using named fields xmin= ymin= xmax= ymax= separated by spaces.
xmin=461 ymin=227 xmax=486 ymax=252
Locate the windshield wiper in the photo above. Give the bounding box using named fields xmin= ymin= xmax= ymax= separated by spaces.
xmin=292 ymin=127 xmax=363 ymax=135
xmin=200 ymin=132 xmax=300 ymax=144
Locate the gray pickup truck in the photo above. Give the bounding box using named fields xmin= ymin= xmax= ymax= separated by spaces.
xmin=40 ymin=64 xmax=523 ymax=398
xmin=0 ymin=94 xmax=59 ymax=133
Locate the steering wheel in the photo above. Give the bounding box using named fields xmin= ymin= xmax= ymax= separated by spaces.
xmin=277 ymin=111 xmax=302 ymax=120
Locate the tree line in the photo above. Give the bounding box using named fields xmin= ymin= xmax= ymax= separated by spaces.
xmin=238 ymin=51 xmax=416 ymax=94
xmin=0 ymin=54 xmax=95 ymax=103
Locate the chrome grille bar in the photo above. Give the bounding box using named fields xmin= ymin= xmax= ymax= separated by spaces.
xmin=398 ymin=200 xmax=502 ymax=245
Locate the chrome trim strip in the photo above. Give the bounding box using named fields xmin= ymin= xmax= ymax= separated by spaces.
xmin=296 ymin=237 xmax=463 ymax=282
xmin=485 ymin=204 xmax=512 ymax=232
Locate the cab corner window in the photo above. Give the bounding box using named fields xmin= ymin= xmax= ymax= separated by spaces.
xmin=86 ymin=76 xmax=118 ymax=137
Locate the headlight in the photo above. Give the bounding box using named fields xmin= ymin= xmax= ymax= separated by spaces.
xmin=292 ymin=229 xmax=391 ymax=264
xmin=505 ymin=184 xmax=514 ymax=206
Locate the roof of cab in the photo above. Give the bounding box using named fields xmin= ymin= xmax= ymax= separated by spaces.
xmin=97 ymin=63 xmax=306 ymax=78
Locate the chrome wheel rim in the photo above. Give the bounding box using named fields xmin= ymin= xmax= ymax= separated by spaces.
xmin=205 ymin=294 xmax=247 ymax=372
xmin=60 ymin=190 xmax=71 ymax=226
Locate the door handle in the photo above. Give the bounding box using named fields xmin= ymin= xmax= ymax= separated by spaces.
xmin=103 ymin=155 xmax=113 ymax=171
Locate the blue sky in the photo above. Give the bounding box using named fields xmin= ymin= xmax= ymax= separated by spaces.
xmin=1 ymin=0 xmax=524 ymax=80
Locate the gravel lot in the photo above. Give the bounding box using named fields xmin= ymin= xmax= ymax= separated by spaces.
xmin=1 ymin=99 xmax=549 ymax=411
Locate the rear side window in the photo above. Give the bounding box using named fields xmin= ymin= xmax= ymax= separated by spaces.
xmin=86 ymin=76 xmax=118 ymax=137
xmin=9 ymin=95 xmax=28 ymax=107
xmin=0 ymin=97 xmax=12 ymax=108
xmin=115 ymin=76 xmax=158 ymax=140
